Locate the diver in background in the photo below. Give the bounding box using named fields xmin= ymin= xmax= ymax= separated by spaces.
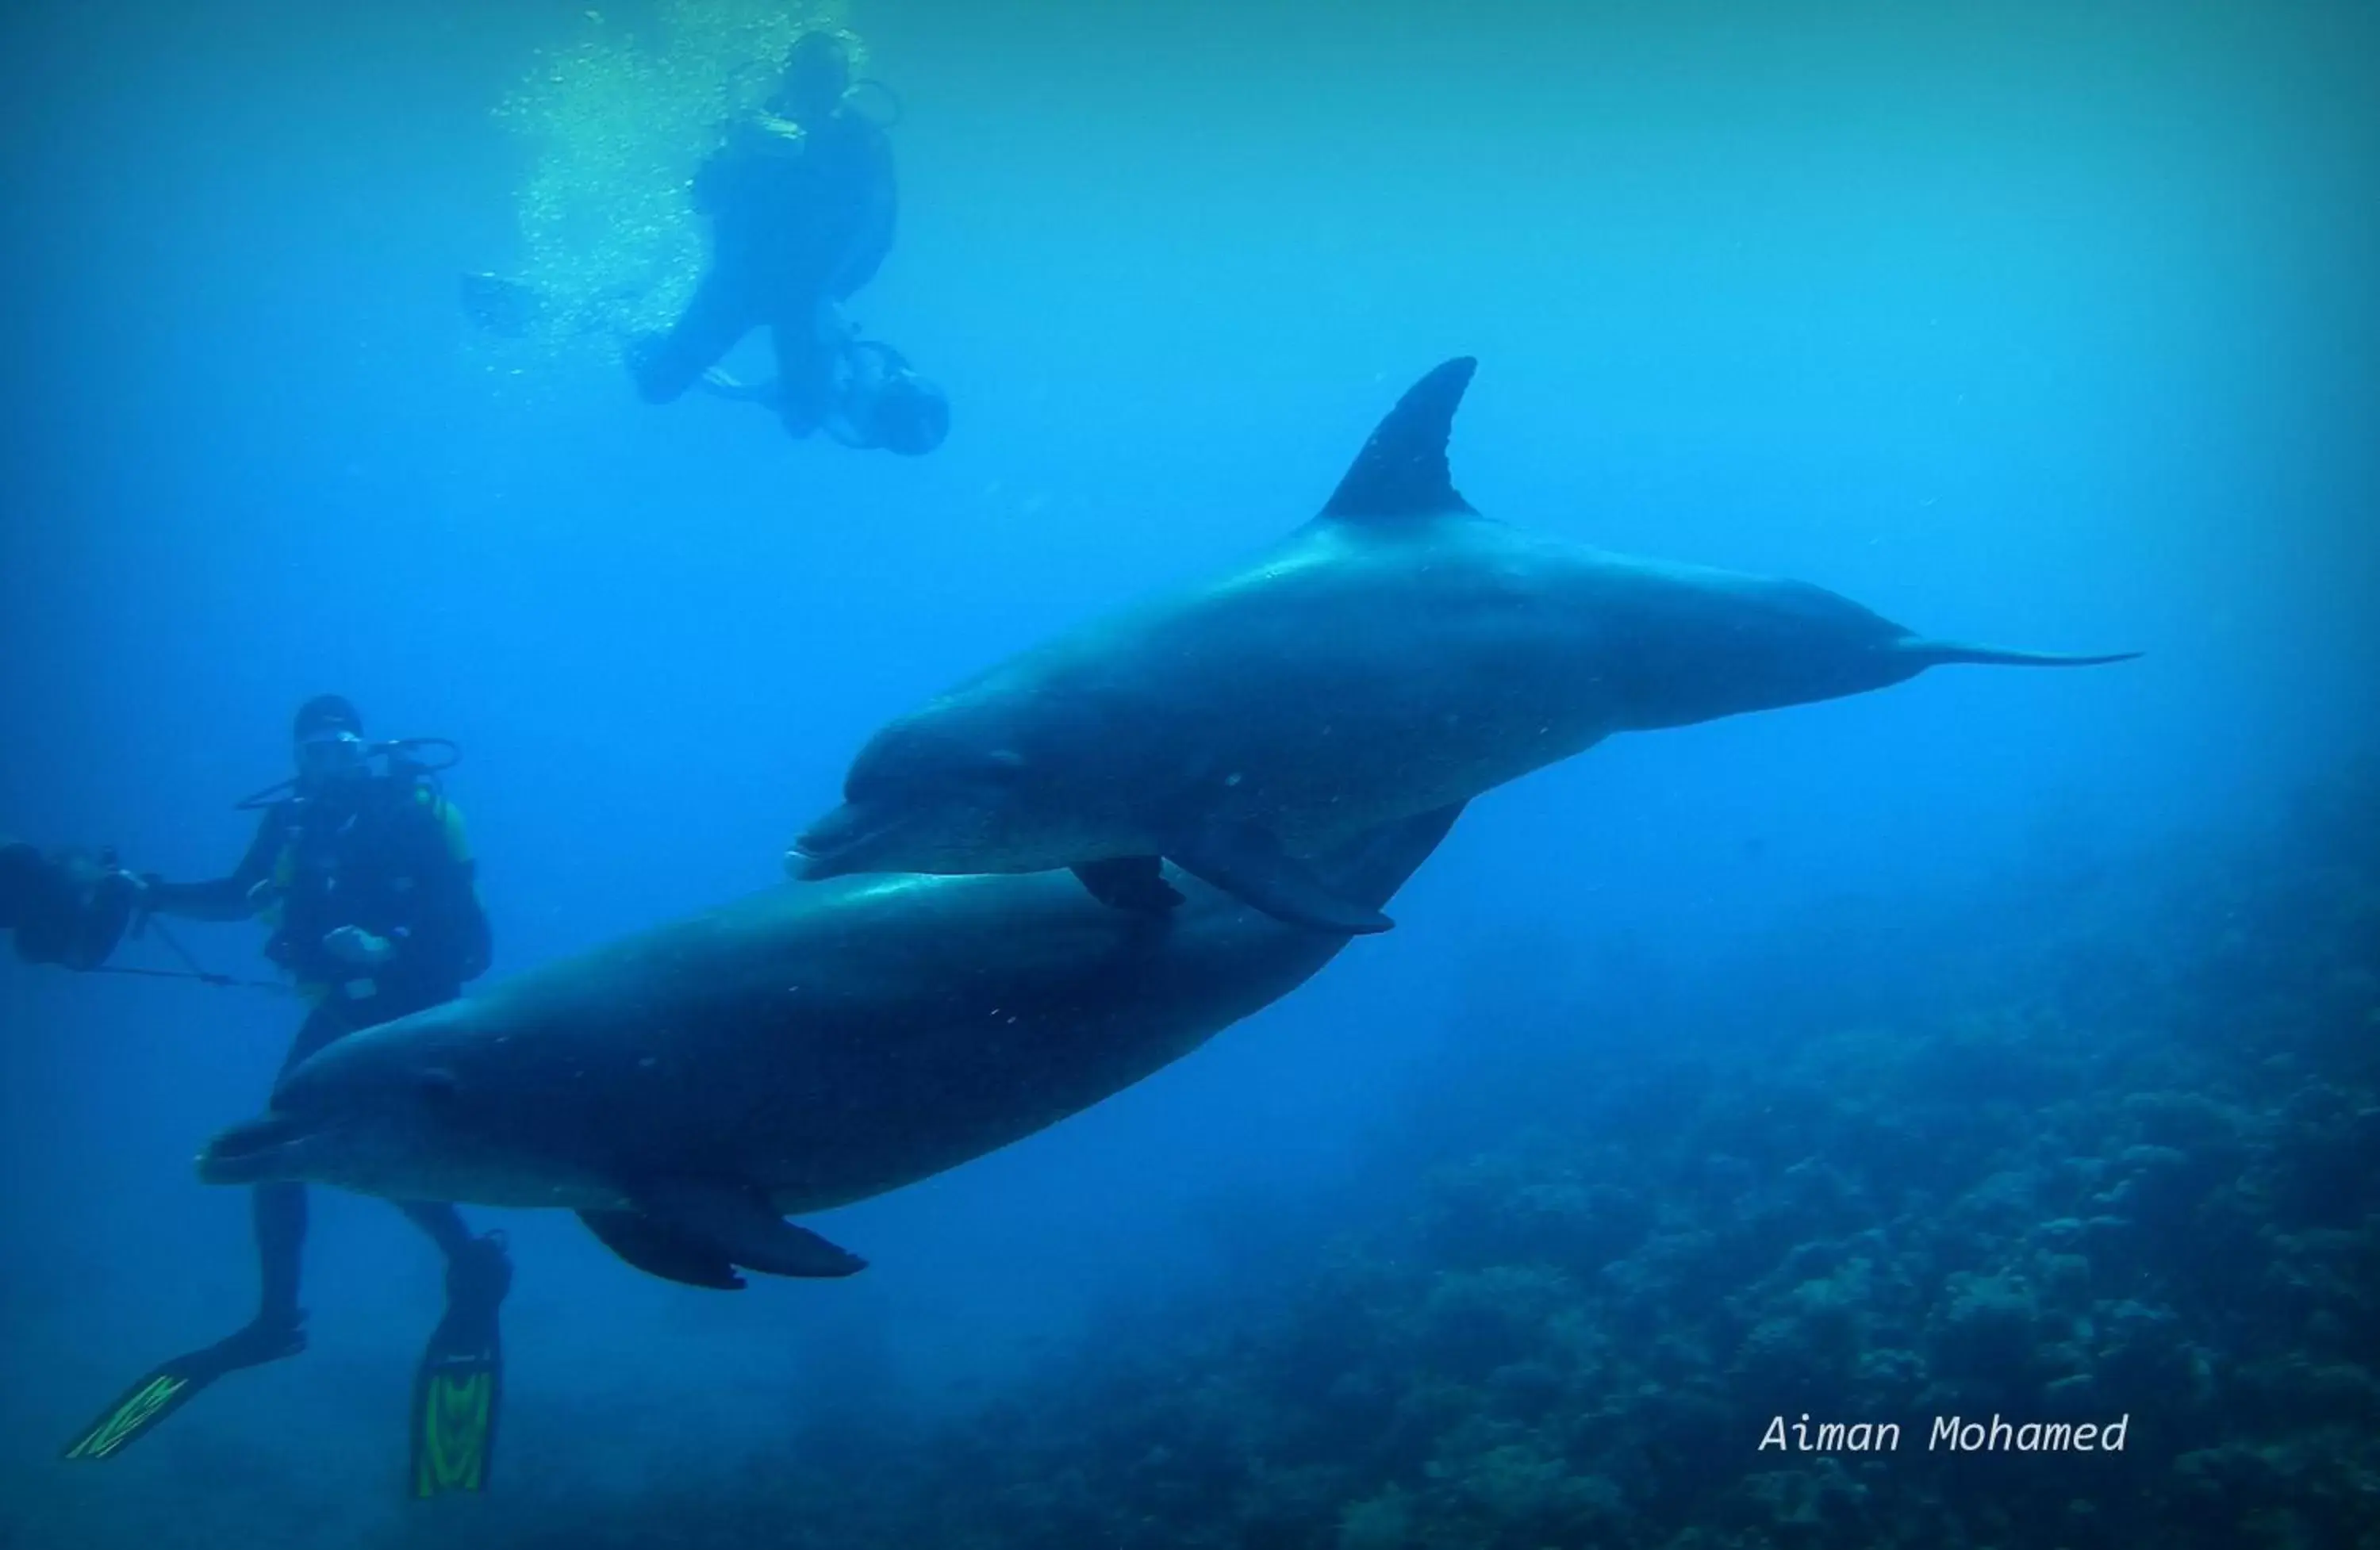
xmin=626 ymin=29 xmax=898 ymax=439
xmin=65 ymin=695 xmax=510 ymax=1498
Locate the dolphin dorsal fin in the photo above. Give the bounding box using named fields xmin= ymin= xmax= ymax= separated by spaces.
xmin=1319 ymin=357 xmax=1479 ymax=520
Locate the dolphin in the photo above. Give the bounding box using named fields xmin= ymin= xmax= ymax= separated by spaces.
xmin=195 ymin=805 xmax=1461 ymax=1290
xmin=789 ymin=358 xmax=2136 ymax=934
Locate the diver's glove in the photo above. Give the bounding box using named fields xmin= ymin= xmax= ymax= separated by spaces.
xmin=322 ymin=926 xmax=397 ymax=969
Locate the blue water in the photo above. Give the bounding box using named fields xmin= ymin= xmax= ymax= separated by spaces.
xmin=3 ymin=2 xmax=2374 ymax=1545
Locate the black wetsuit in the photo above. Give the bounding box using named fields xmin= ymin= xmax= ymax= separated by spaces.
xmin=631 ymin=105 xmax=896 ymax=433
xmin=148 ymin=777 xmax=492 ymax=1323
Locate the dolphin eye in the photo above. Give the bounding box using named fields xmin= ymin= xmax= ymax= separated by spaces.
xmin=417 ymin=1068 xmax=460 ymax=1107
xmin=977 ymin=748 xmax=1028 ymax=784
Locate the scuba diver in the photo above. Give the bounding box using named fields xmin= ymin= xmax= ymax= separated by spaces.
xmin=0 ymin=839 xmax=140 ymax=972
xmin=460 ymin=29 xmax=945 ymax=456
xmin=63 ymin=695 xmax=512 ymax=1499
xmin=624 ymin=29 xmax=899 ymax=439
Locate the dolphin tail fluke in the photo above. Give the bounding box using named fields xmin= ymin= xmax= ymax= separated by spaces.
xmin=1897 ymin=639 xmax=2142 ymax=669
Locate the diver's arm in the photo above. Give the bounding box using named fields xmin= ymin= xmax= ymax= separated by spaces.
xmin=142 ymin=811 xmax=284 ymax=921
xmin=693 ymin=112 xmax=804 ymax=217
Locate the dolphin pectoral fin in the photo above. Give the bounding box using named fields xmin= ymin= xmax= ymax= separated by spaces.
xmin=1319 ymin=357 xmax=1480 ymax=521
xmin=577 ymin=1210 xmax=747 ymax=1291
xmin=1168 ymin=821 xmax=1395 ymax=935
xmin=633 ymin=1180 xmax=869 ymax=1280
xmin=1895 ymin=639 xmax=2142 ymax=669
xmin=1071 ymin=857 xmax=1186 ymax=914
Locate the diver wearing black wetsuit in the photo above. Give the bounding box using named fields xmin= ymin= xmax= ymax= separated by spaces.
xmin=63 ymin=695 xmax=510 ymax=1486
xmin=628 ymin=29 xmax=896 ymax=437
xmin=138 ymin=694 xmax=502 ymax=1362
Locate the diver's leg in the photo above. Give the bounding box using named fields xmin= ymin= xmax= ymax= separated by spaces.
xmin=403 ymin=1203 xmax=510 ymax=1497
xmin=60 ymin=1192 xmax=306 ymax=1464
xmin=396 ymin=1200 xmax=475 ymax=1258
xmin=278 ymin=1003 xmax=350 ymax=1076
xmin=246 ymin=1005 xmax=348 ymax=1339
xmin=394 ymin=1198 xmax=510 ymax=1329
xmin=395 ymin=1201 xmax=509 ymax=1312
xmin=253 ymin=1184 xmax=307 ymax=1327
xmin=769 ymin=301 xmax=839 ymax=437
xmin=53 ymin=1005 xmax=328 ymax=1460
xmin=628 ymin=267 xmax=755 ymax=404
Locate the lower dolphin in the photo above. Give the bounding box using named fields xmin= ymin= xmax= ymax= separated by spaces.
xmin=197 ymin=806 xmax=1461 ymax=1289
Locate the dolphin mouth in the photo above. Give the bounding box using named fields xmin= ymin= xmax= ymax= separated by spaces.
xmin=788 ymin=804 xmax=895 ymax=881
xmin=197 ymin=1111 xmax=318 ymax=1186
xmin=786 ymin=844 xmax=852 ymax=881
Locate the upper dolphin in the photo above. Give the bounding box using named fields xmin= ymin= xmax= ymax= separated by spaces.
xmin=792 ymin=358 xmax=2136 ymax=934
xmin=197 ymin=806 xmax=1461 ymax=1290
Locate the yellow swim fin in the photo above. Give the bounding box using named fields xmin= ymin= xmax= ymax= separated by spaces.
xmin=409 ymin=1233 xmax=509 ymax=1498
xmin=63 ymin=1316 xmax=306 ymax=1461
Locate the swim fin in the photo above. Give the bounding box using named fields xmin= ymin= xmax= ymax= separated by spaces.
xmin=61 ymin=1314 xmax=306 ymax=1461
xmin=409 ymin=1232 xmax=509 ymax=1499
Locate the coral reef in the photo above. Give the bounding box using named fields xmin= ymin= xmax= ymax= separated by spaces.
xmin=390 ymin=768 xmax=2380 ymax=1549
